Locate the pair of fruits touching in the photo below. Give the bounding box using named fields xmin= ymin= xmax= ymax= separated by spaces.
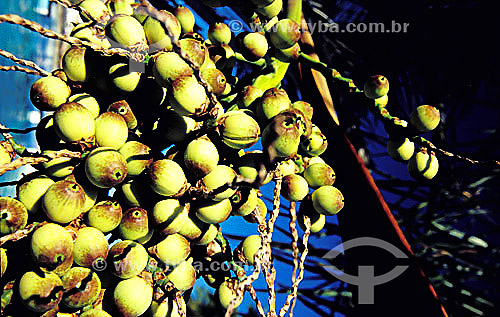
xmin=1 ymin=0 xmax=347 ymax=315
xmin=364 ymin=75 xmax=441 ymax=180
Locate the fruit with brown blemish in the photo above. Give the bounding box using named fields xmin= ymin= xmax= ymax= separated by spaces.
xmin=0 ymin=197 xmax=28 ymax=235
xmin=200 ymin=165 xmax=237 ymax=201
xmin=184 ymin=137 xmax=219 ymax=177
xmin=173 ymin=6 xmax=195 ymax=34
xmin=18 ymin=271 xmax=64 ymax=312
xmin=73 ymin=227 xmax=109 ymax=268
xmin=119 ymin=207 xmax=149 ymax=241
xmin=303 ymin=162 xmax=335 ymax=188
xmin=85 ymin=147 xmax=128 ymax=188
xmin=364 ymin=75 xmax=389 ymax=99
xmin=30 ymin=76 xmax=71 ymax=111
xmin=109 ymin=240 xmax=149 ymax=279
xmin=217 ymin=110 xmax=260 ymax=150
xmin=281 ymin=174 xmax=309 ymax=202
xmin=311 ymin=186 xmax=344 ymax=216
xmin=107 ymin=100 xmax=137 ymax=129
xmin=169 ymin=75 xmax=209 ymax=117
xmin=87 ymin=200 xmax=122 ymax=233
xmin=408 ymin=148 xmax=439 ymax=180
xmin=269 ymin=18 xmax=301 ymax=49
xmin=54 ymin=102 xmax=95 ymax=142
xmin=410 ymin=105 xmax=441 ymax=132
xmin=113 ymin=276 xmax=153 ymax=316
xmin=149 ymin=159 xmax=188 ymax=197
xmin=61 ymin=267 xmax=101 ymax=308
xmin=42 ymin=180 xmax=85 ymax=223
xmin=31 ymin=223 xmax=74 ymax=275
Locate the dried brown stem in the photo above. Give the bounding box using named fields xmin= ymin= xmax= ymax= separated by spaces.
xmin=175 ymin=290 xmax=186 ymax=317
xmin=0 ymin=149 xmax=81 ymax=176
xmin=247 ymin=284 xmax=267 ymax=317
xmin=279 ymin=216 xmax=311 ymax=317
xmin=0 ymin=221 xmax=48 ymax=246
xmin=0 ymin=49 xmax=50 ymax=76
xmin=0 ymin=14 xmax=133 ymax=59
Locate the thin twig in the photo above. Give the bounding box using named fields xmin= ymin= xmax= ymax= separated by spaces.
xmin=0 ymin=149 xmax=81 ymax=176
xmin=175 ymin=290 xmax=186 ymax=317
xmin=247 ymin=284 xmax=267 ymax=317
xmin=0 ymin=127 xmax=37 ymax=134
xmin=0 ymin=222 xmax=48 ymax=246
xmin=279 ymin=216 xmax=311 ymax=317
xmin=0 ymin=65 xmax=46 ymax=76
xmin=0 ymin=49 xmax=50 ymax=76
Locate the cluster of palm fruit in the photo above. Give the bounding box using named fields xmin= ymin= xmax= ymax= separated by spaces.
xmin=0 ymin=0 xmax=344 ymax=316
xmin=363 ymin=75 xmax=441 ymax=180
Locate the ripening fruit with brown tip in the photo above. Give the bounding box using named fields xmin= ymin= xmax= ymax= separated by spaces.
xmin=30 ymin=76 xmax=71 ymax=111
xmin=410 ymin=105 xmax=441 ymax=132
xmin=200 ymin=165 xmax=237 ymax=201
xmin=135 ymin=10 xmax=181 ymax=52
xmin=238 ymin=85 xmax=264 ymax=109
xmin=119 ymin=207 xmax=149 ymax=241
xmin=184 ymin=137 xmax=219 ymax=177
xmin=152 ymin=51 xmax=193 ymax=86
xmin=31 ymin=223 xmax=74 ymax=275
xmin=311 ymin=186 xmax=344 ymax=216
xmin=387 ymin=138 xmax=415 ymax=162
xmin=95 ymin=112 xmax=128 ymax=149
xmin=275 ymin=42 xmax=301 ymax=62
xmin=87 ymin=200 xmax=122 ymax=233
xmin=208 ymin=22 xmax=232 ymax=45
xmin=364 ymin=75 xmax=389 ymax=99
xmin=240 ymin=32 xmax=268 ymax=61
xmin=217 ymin=110 xmax=261 ymax=150
xmin=166 ymin=258 xmax=197 ymax=291
xmin=85 ymin=147 xmax=127 ymax=188
xmin=149 ymin=159 xmax=188 ymax=197
xmin=152 ymin=199 xmax=189 ymax=235
xmin=300 ymin=125 xmax=328 ymax=156
xmin=79 ymin=0 xmax=111 ymax=24
xmin=107 ymin=100 xmax=137 ymax=129
xmin=42 ymin=180 xmax=85 ymax=223
xmin=73 ymin=227 xmax=109 ymax=268
xmin=261 ymin=111 xmax=303 ymax=162
xmin=109 ymin=240 xmax=149 ymax=279
xmin=201 ymin=67 xmax=227 ymax=95
xmin=0 ymin=197 xmax=28 ymax=235
xmin=304 ymin=162 xmax=335 ymax=188
xmin=256 ymin=88 xmax=292 ymax=123
xmin=217 ymin=278 xmax=243 ymax=309
xmin=292 ymin=101 xmax=313 ymax=120
xmin=68 ymin=93 xmax=100 ymax=118
xmin=119 ymin=141 xmax=152 ymax=177
xmin=269 ymin=18 xmax=301 ymax=49
xmin=18 ymin=271 xmax=64 ymax=313
xmin=106 ymin=14 xmax=146 ymax=47
xmin=108 ymin=63 xmax=141 ymax=93
xmin=54 ymin=102 xmax=95 ymax=143
xmin=170 ymin=75 xmax=209 ymax=117
xmin=61 ymin=267 xmax=101 ymax=308
xmin=149 ymin=233 xmax=190 ymax=266
xmin=281 ymin=174 xmax=309 ymax=201
xmin=62 ymin=46 xmax=95 ymax=82
xmin=256 ymin=0 xmax=283 ymax=18
xmin=173 ymin=5 xmax=195 ymax=34
xmin=408 ymin=148 xmax=439 ymax=180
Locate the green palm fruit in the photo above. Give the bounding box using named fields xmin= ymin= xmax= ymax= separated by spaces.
xmin=30 ymin=76 xmax=71 ymax=111
xmin=364 ymin=75 xmax=389 ymax=99
xmin=178 ymin=215 xmax=217 ymax=244
xmin=241 ymin=32 xmax=268 ymax=61
xmin=0 ymin=197 xmax=28 ymax=235
xmin=235 ymin=235 xmax=262 ymax=265
xmin=217 ymin=278 xmax=243 ymax=309
xmin=158 ymin=110 xmax=198 ymax=144
xmin=281 ymin=174 xmax=309 ymax=201
xmin=201 ymin=67 xmax=227 ymax=95
xmin=0 ymin=248 xmax=6 ymax=277
xmin=79 ymin=0 xmax=111 ymax=23
xmin=119 ymin=207 xmax=149 ymax=240
xmin=108 ymin=63 xmax=141 ymax=93
xmin=109 ymin=240 xmax=148 ymax=278
xmin=54 ymin=102 xmax=95 ymax=142
xmin=231 ymin=188 xmax=258 ymax=216
xmin=179 ymin=38 xmax=207 ymax=69
xmin=106 ymin=0 xmax=134 ymax=15
xmin=81 ymin=309 xmax=112 ymax=317
xmin=149 ymin=296 xmax=186 ymax=317
xmin=298 ymin=199 xmax=325 ymax=233
xmin=150 ymin=159 xmax=188 ymax=197
xmin=304 ymin=162 xmax=335 ymax=188
xmin=410 ymin=105 xmax=441 ymax=132
xmin=270 ymin=18 xmax=301 ymax=49
xmin=375 ymin=94 xmax=389 ymax=107
xmin=174 ymin=5 xmax=195 ymax=34
xmin=170 ymin=75 xmax=209 ymax=117
xmin=274 ymin=42 xmax=300 ymax=62
xmin=41 ymin=150 xmax=75 ymax=178
xmin=149 ymin=233 xmax=190 ymax=265
xmin=73 ymin=227 xmax=109 ymax=267
xmin=68 ymin=93 xmax=100 ymax=118
xmin=106 ymin=14 xmax=147 ymax=47
xmin=153 ymin=199 xmax=188 ymax=235
xmin=51 ymin=68 xmax=68 ymax=81
xmin=408 ymin=149 xmax=439 ymax=180
xmin=0 ymin=141 xmax=14 ymax=165
xmin=118 ymin=179 xmax=148 ymax=207
xmin=61 ymin=267 xmax=101 ymax=308
xmin=236 ymin=151 xmax=271 ymax=186
xmin=256 ymin=88 xmax=291 ymax=123
xmin=152 ymin=52 xmax=193 ymax=86
xmin=107 ymin=100 xmax=137 ymax=130
xmin=301 ymin=125 xmax=328 ymax=156
xmin=114 ymin=276 xmax=153 ymax=317
xmin=62 ymin=46 xmax=95 ymax=82
xmin=66 ymin=173 xmax=99 ymax=212
xmin=18 ymin=271 xmax=64 ymax=313
xmin=194 ymin=198 xmax=232 ymax=224
xmin=261 ymin=111 xmax=303 ymax=162
xmin=87 ymin=200 xmax=122 ymax=232
xmin=200 ymin=165 xmax=237 ymax=201
xmin=208 ymin=22 xmax=232 ymax=45
xmin=119 ymin=141 xmax=152 ymax=176
xmin=217 ymin=110 xmax=260 ymax=149
xmin=238 ymin=85 xmax=264 ymax=109
xmin=256 ymin=0 xmax=283 ymax=18
xmin=42 ymin=180 xmax=85 ymax=223
xmin=31 ymin=223 xmax=74 ymax=275
xmin=95 ymin=112 xmax=128 ymax=149
xmin=167 ymin=258 xmax=196 ymax=291
xmin=136 ymin=10 xmax=181 ymax=52
xmin=292 ymin=101 xmax=313 ymax=120
xmin=184 ymin=137 xmax=219 ymax=177
xmin=311 ymin=186 xmax=344 ymax=215
xmin=387 ymin=138 xmax=415 ymax=161
xmin=70 ymin=22 xmax=100 ymax=44
xmin=244 ymin=198 xmax=267 ymax=223
xmin=85 ymin=147 xmax=128 ymax=188
xmin=15 ymin=175 xmax=53 ymax=214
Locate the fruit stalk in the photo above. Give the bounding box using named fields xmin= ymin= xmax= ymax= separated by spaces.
xmin=0 ymin=48 xmax=50 ymax=76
